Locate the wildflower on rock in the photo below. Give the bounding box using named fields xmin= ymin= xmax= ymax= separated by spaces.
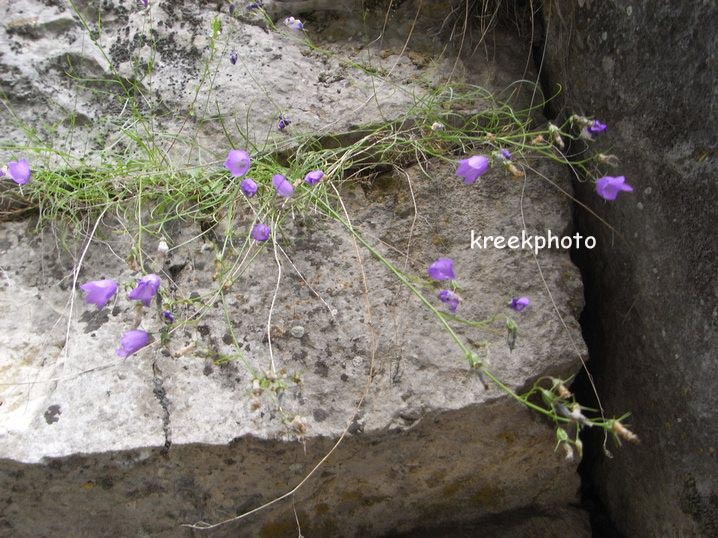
xmin=229 ymin=50 xmax=238 ymax=65
xmin=283 ymin=16 xmax=304 ymax=30
xmin=162 ymin=310 xmax=175 ymax=323
xmin=7 ymin=159 xmax=31 ymax=185
xmin=438 ymin=289 xmax=461 ymax=313
xmin=224 ymin=149 xmax=251 ymax=177
xmin=304 ymin=170 xmax=324 ymax=185
xmin=278 ymin=114 xmax=291 ymax=130
xmin=251 ymin=223 xmax=270 ymax=242
xmin=80 ymin=279 xmax=118 ymax=310
xmin=128 ymin=274 xmax=161 ymax=307
xmin=428 ymin=258 xmax=455 ymax=281
xmin=241 ymin=178 xmax=257 ymax=197
xmin=455 ymin=155 xmax=489 ymax=184
xmin=596 ymin=175 xmax=633 ymax=201
xmin=509 ymin=296 xmax=530 ymax=312
xmin=116 ymin=330 xmax=150 ymax=358
xmin=272 ymin=174 xmax=294 ymax=197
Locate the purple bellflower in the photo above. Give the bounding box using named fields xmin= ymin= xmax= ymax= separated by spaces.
xmin=7 ymin=159 xmax=31 ymax=185
xmin=229 ymin=50 xmax=238 ymax=65
xmin=138 ymin=0 xmax=148 ymax=8
xmin=304 ymin=170 xmax=324 ymax=185
xmin=224 ymin=149 xmax=251 ymax=177
xmin=251 ymin=223 xmax=270 ymax=242
xmin=272 ymin=174 xmax=294 ymax=197
xmin=509 ymin=297 xmax=530 ymax=312
xmin=278 ymin=114 xmax=292 ymax=130
xmin=162 ymin=310 xmax=175 ymax=323
xmin=588 ymin=120 xmax=607 ymax=135
xmin=283 ymin=16 xmax=304 ymax=30
xmin=128 ymin=274 xmax=161 ymax=307
xmin=438 ymin=289 xmax=461 ymax=313
xmin=241 ymin=178 xmax=257 ymax=197
xmin=80 ymin=279 xmax=118 ymax=310
xmin=247 ymin=1 xmax=264 ymax=9
xmin=596 ymin=175 xmax=633 ymax=201
xmin=428 ymin=258 xmax=455 ymax=281
xmin=498 ymin=148 xmax=512 ymax=161
xmin=456 ymin=155 xmax=490 ymax=184
xmin=116 ymin=330 xmax=150 ymax=358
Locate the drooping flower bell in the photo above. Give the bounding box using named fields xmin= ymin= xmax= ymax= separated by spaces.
xmin=80 ymin=279 xmax=118 ymax=310
xmin=128 ymin=274 xmax=161 ymax=307
xmin=7 ymin=159 xmax=31 ymax=185
xmin=596 ymin=175 xmax=633 ymax=201
xmin=241 ymin=178 xmax=257 ymax=197
xmin=229 ymin=50 xmax=238 ymax=65
xmin=224 ymin=149 xmax=251 ymax=177
xmin=509 ymin=296 xmax=530 ymax=312
xmin=278 ymin=114 xmax=292 ymax=130
xmin=455 ymin=155 xmax=489 ymax=184
xmin=428 ymin=258 xmax=455 ymax=281
xmin=304 ymin=170 xmax=324 ymax=185
xmin=116 ymin=330 xmax=150 ymax=358
xmin=272 ymin=174 xmax=294 ymax=197
xmin=251 ymin=223 xmax=270 ymax=242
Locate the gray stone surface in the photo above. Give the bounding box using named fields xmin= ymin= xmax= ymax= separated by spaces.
xmin=543 ymin=1 xmax=717 ymax=536
xmin=1 ymin=1 xmax=591 ymax=536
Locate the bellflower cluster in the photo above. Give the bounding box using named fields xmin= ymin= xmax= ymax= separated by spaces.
xmin=455 ymin=155 xmax=489 ymax=184
xmin=428 ymin=258 xmax=461 ymax=313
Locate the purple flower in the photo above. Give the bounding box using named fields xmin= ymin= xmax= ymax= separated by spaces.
xmin=509 ymin=297 xmax=530 ymax=312
xmin=499 ymin=148 xmax=512 ymax=161
xmin=241 ymin=178 xmax=257 ymax=197
xmin=247 ymin=1 xmax=263 ymax=9
xmin=438 ymin=289 xmax=461 ymax=313
xmin=588 ymin=120 xmax=607 ymax=135
xmin=251 ymin=223 xmax=270 ymax=242
xmin=596 ymin=175 xmax=633 ymax=201
xmin=128 ymin=274 xmax=161 ymax=307
xmin=116 ymin=330 xmax=150 ymax=358
xmin=7 ymin=159 xmax=31 ymax=185
xmin=428 ymin=258 xmax=455 ymax=281
xmin=304 ymin=169 xmax=324 ymax=185
xmin=283 ymin=16 xmax=304 ymax=30
xmin=138 ymin=0 xmax=148 ymax=7
xmin=224 ymin=149 xmax=251 ymax=177
xmin=272 ymin=174 xmax=294 ymax=197
xmin=162 ymin=310 xmax=175 ymax=323
xmin=278 ymin=114 xmax=292 ymax=130
xmin=229 ymin=3 xmax=236 ymax=15
xmin=80 ymin=279 xmax=118 ymax=309
xmin=455 ymin=155 xmax=489 ymax=184
xmin=229 ymin=50 xmax=238 ymax=65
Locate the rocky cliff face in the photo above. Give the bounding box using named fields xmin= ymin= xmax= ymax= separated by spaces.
xmin=0 ymin=1 xmax=591 ymax=536
xmin=542 ymin=1 xmax=717 ymax=536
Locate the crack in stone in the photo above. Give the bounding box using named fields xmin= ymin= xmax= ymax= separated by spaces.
xmin=152 ymin=361 xmax=172 ymax=453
